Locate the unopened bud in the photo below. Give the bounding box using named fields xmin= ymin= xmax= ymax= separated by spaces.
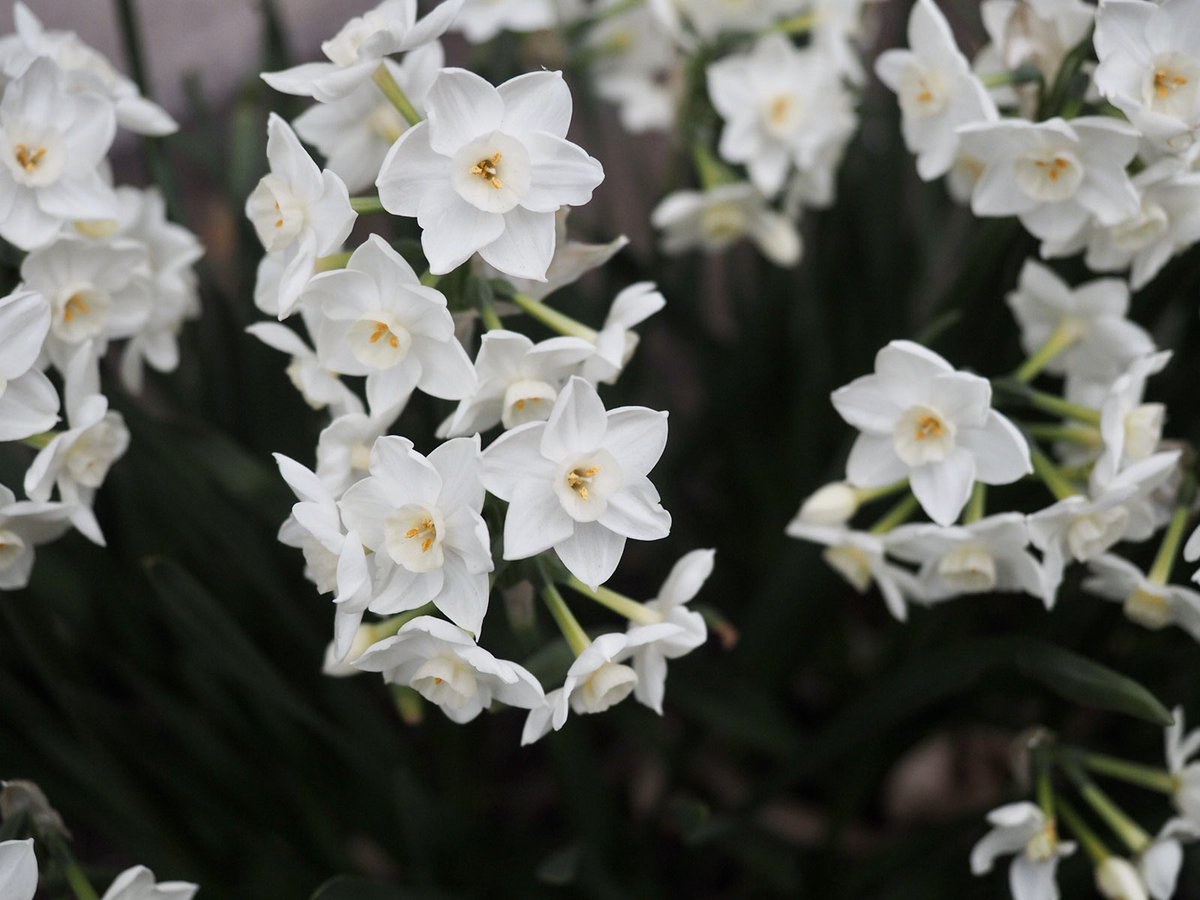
xmin=798 ymin=482 xmax=860 ymax=526
xmin=1095 ymin=857 xmax=1148 ymax=900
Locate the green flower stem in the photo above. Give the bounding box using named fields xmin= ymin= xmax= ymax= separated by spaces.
xmin=1023 ymin=422 xmax=1103 ymax=447
xmin=691 ymin=143 xmax=739 ymax=189
xmin=1056 ymin=796 xmax=1111 ymax=863
xmin=1030 ymin=390 xmax=1103 ymax=425
xmin=853 ymin=479 xmax=909 ymax=505
xmin=1078 ymin=751 xmax=1177 ymax=795
xmin=565 ymin=575 xmax=663 ymax=626
xmin=46 ymin=834 xmax=99 ymax=900
xmin=21 ymin=431 xmax=57 ymax=450
xmin=964 ymin=483 xmax=987 ymax=524
xmin=766 ymin=12 xmax=817 ymax=36
xmin=511 ymin=293 xmax=598 ymax=341
xmin=316 ymin=250 xmax=354 ymax=272
xmin=1029 ymin=443 xmax=1080 ymax=502
xmin=869 ymin=493 xmax=921 ymax=534
xmin=1148 ymin=477 xmax=1196 ymax=585
xmin=540 ymin=575 xmax=590 ymax=657
xmin=372 ymin=64 xmax=423 ymax=126
xmin=1015 ymin=320 xmax=1084 ymax=383
xmin=419 ymin=271 xmax=441 ymax=288
xmin=350 ymin=196 xmax=386 ymax=215
xmin=372 ymin=603 xmax=438 ymax=641
xmin=479 ymin=297 xmax=504 ymax=332
xmin=1063 ymin=761 xmax=1152 ymax=854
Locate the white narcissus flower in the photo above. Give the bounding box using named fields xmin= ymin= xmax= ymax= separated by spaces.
xmin=784 ymin=521 xmax=923 ymax=621
xmin=521 ymin=625 xmax=682 ymax=745
xmin=24 ymin=346 xmax=129 ymax=546
xmin=650 ymin=182 xmax=802 ymax=267
xmin=245 ymin=114 xmax=355 ymax=317
xmin=353 ymin=616 xmax=544 ymax=723
xmin=0 ymin=287 xmax=58 ymax=442
xmin=481 ymin=376 xmax=671 ymax=589
xmin=0 ymin=484 xmax=73 ymax=591
xmin=1139 ymin=818 xmax=1199 ymax=900
xmin=1095 ymin=351 xmax=1171 ymax=484
xmin=830 ymin=340 xmax=1031 ymax=527
xmin=339 ymin=436 xmax=494 ymax=635
xmin=1006 ymin=260 xmax=1154 ymax=384
xmin=970 ymin=802 xmax=1075 ymax=900
xmin=316 ymin=403 xmax=406 ymax=498
xmin=706 ymin=33 xmax=857 ymax=197
xmin=0 ymin=57 xmax=117 ymax=250
xmin=100 ymin=865 xmax=197 ymax=900
xmin=302 ymin=234 xmax=476 ymax=411
xmin=438 ymin=330 xmax=594 ymax=438
xmin=793 ymin=482 xmax=861 ymax=527
xmin=1096 ymin=857 xmax=1149 ymax=900
xmin=1083 ymin=555 xmax=1200 ymax=640
xmin=874 ymin=0 xmax=998 ymax=181
xmin=1165 ymin=707 xmax=1200 ymax=826
xmin=578 ymin=282 xmax=666 ymax=386
xmin=586 ymin=2 xmax=682 ymax=134
xmin=3 ymin=3 xmax=177 ymax=136
xmin=888 ymin=513 xmax=1047 ymax=605
xmin=626 ymin=548 xmax=714 ymax=714
xmin=293 ymin=45 xmax=442 ymax=194
xmin=376 ymin=69 xmax=604 ymax=280
xmin=957 ymin=116 xmax=1141 ymax=243
xmin=0 ymin=838 xmax=37 ymax=900
xmin=651 ymin=0 xmax=801 ymax=43
xmin=1093 ymin=0 xmax=1200 ymax=153
xmin=245 ymin=318 xmax=365 ymax=418
xmin=262 ymin=0 xmax=464 ymax=101
xmin=453 ymin=0 xmax=558 ymax=43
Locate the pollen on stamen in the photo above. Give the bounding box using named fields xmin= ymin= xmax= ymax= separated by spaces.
xmin=470 ymin=152 xmax=504 ymax=189
xmin=914 ymin=416 xmax=944 ymax=441
xmin=14 ymin=143 xmax=46 ymax=173
xmin=1155 ymin=69 xmax=1189 ymax=98
xmin=368 ymin=322 xmax=389 ymax=344
xmin=567 ymin=466 xmax=602 ymax=501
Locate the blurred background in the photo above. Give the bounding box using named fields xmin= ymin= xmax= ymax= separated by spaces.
xmin=3 ymin=1 xmax=1200 ymax=896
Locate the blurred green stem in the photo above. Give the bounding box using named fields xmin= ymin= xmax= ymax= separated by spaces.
xmin=869 ymin=494 xmax=919 ymax=534
xmin=1029 ymin=443 xmax=1080 ymax=501
xmin=539 ymin=562 xmax=590 ymax=656
xmin=964 ymin=484 xmax=987 ymax=524
xmin=1062 ymin=759 xmax=1151 ymax=854
xmin=1077 ymin=751 xmax=1176 ymax=794
xmin=512 ymin=293 xmax=598 ymax=341
xmin=350 ymin=196 xmax=386 ymax=215
xmin=1057 ymin=797 xmax=1110 ymax=863
xmin=46 ymin=834 xmax=99 ymax=900
xmin=692 ymin=143 xmax=738 ymax=189
xmin=22 ymin=431 xmax=57 ymax=450
xmin=316 ymin=250 xmax=353 ymax=271
xmin=854 ymin=479 xmax=908 ymax=505
xmin=766 ymin=13 xmax=816 ymax=36
xmin=1014 ymin=320 xmax=1083 ymax=383
xmin=1023 ymin=423 xmax=1102 ymax=447
xmin=1148 ymin=477 xmax=1196 ymax=585
xmin=566 ymin=576 xmax=662 ymax=626
xmin=372 ymin=64 xmax=423 ymax=126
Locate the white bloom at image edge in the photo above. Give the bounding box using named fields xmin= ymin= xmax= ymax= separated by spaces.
xmin=971 ymin=802 xmax=1075 ymax=900
xmin=831 ymin=341 xmax=1031 ymax=526
xmin=0 ymin=838 xmax=37 ymax=900
xmin=100 ymin=865 xmax=198 ymax=900
xmin=376 ymin=68 xmax=604 ymax=280
xmin=481 ymin=376 xmax=670 ymax=589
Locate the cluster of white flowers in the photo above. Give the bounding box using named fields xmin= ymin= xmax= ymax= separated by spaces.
xmin=251 ymin=0 xmax=714 ymax=744
xmin=0 ymin=839 xmax=196 ymax=900
xmin=0 ymin=4 xmax=203 ymax=591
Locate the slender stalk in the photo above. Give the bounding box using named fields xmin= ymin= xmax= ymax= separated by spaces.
xmin=1014 ymin=320 xmax=1083 ymax=383
xmin=479 ymin=299 xmax=504 ymax=332
xmin=1078 ymin=752 xmax=1177 ymax=795
xmin=691 ymin=143 xmax=738 ymax=190
xmin=22 ymin=431 xmax=57 ymax=450
xmin=1063 ymin=760 xmax=1152 ymax=854
xmin=566 ymin=576 xmax=663 ymax=626
xmin=316 ymin=250 xmax=353 ymax=272
xmin=540 ymin=578 xmax=590 ymax=656
xmin=373 ymin=603 xmax=438 ymax=641
xmin=419 ymin=271 xmax=441 ymax=288
xmin=350 ymin=196 xmax=386 ymax=215
xmin=1029 ymin=443 xmax=1080 ymax=502
xmin=1023 ymin=423 xmax=1103 ymax=447
xmin=1026 ymin=389 xmax=1103 ymax=425
xmin=46 ymin=834 xmax=100 ymax=900
xmin=512 ymin=293 xmax=597 ymax=341
xmin=1148 ymin=477 xmax=1196 ymax=585
xmin=869 ymin=493 xmax=920 ymax=534
xmin=372 ymin=64 xmax=422 ymax=126
xmin=1057 ymin=797 xmax=1111 ymax=863
xmin=766 ymin=12 xmax=818 ymax=36
xmin=964 ymin=483 xmax=987 ymax=524
xmin=853 ymin=479 xmax=909 ymax=505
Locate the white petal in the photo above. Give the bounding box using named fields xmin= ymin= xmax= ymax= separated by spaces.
xmin=426 ymin=68 xmax=503 ymax=155
xmin=603 ymin=408 xmax=668 ymax=478
xmin=541 ymin=376 xmax=607 ymax=460
xmin=910 ymin=450 xmax=976 ymax=526
xmin=478 ymin=206 xmax=557 ymax=282
xmin=498 ymin=70 xmax=572 ymax=139
xmin=555 ymin=521 xmax=626 ymax=589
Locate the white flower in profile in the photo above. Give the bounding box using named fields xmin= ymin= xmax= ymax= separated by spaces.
xmin=439 ymin=330 xmax=594 ymax=438
xmin=245 ymin=114 xmax=355 ymax=317
xmin=1094 ymin=351 xmax=1171 ymax=484
xmin=302 ymin=235 xmax=476 ymax=409
xmin=1164 ymin=706 xmax=1200 ymax=826
xmin=0 ymin=57 xmax=118 ymax=250
xmin=1046 ymin=160 xmax=1200 ymax=291
xmin=521 ymin=625 xmax=682 ymax=745
xmin=293 ymin=44 xmax=442 ymax=194
xmin=453 ymin=0 xmax=558 ymax=43
xmin=1095 ymin=857 xmax=1148 ymax=900
xmin=100 ymin=865 xmax=197 ymax=900
xmin=1093 ymin=0 xmax=1200 ymax=153
xmin=888 ymin=514 xmax=1046 ymax=605
xmin=626 ymin=548 xmax=714 ymax=714
xmin=578 ymin=282 xmax=666 ymax=386
xmin=811 ymin=0 xmax=872 ymax=86
xmin=651 ymin=182 xmax=802 ymax=267
xmin=339 ymin=436 xmax=493 ymax=635
xmin=2 ymin=3 xmax=177 ymax=136
xmin=1083 ymin=555 xmax=1200 ymax=640
xmin=706 ymin=34 xmax=857 ymax=197
xmin=830 ymin=340 xmax=1031 ymax=527
xmin=958 ymin=116 xmax=1141 ymax=243
xmin=1028 ymin=451 xmax=1180 ymax=604
xmin=586 ymin=1 xmax=681 ymax=134
xmin=0 ymin=485 xmax=73 ymax=591
xmin=793 ymin=482 xmax=861 ymax=527
xmin=0 ymin=287 xmax=58 ymax=442
xmin=24 ymin=344 xmax=129 ymax=546
xmin=1138 ymin=817 xmax=1199 ymax=900
xmin=262 ymin=0 xmax=463 ymax=101
xmin=970 ymin=802 xmax=1075 ymax=900
xmin=875 ymin=0 xmax=998 ymax=181
xmin=1006 ymin=260 xmax=1154 ymax=384
xmin=376 ymin=69 xmax=604 ymax=280
xmin=481 ymin=376 xmax=671 ymax=589
xmin=244 ymin=317 xmax=365 ymax=418
xmin=354 ymin=616 xmax=545 ymax=722
xmin=316 ymin=402 xmax=407 ymax=498
xmin=0 ymin=839 xmax=37 ymax=900
xmin=786 ymin=521 xmax=923 ymax=620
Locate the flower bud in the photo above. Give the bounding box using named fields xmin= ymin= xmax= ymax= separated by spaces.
xmin=572 ymin=662 xmax=638 ymax=714
xmin=797 ymin=482 xmax=860 ymax=526
xmin=321 ymin=623 xmax=379 ymax=677
xmin=1095 ymin=857 xmax=1148 ymax=900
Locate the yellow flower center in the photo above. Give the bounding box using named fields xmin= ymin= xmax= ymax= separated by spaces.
xmin=567 ymin=466 xmax=601 ymax=501
xmin=471 ymin=152 xmax=504 ymax=189
xmin=1033 ymin=156 xmax=1071 ymax=182
xmin=15 ymin=143 xmax=46 ymax=173
xmin=915 ymin=415 xmax=944 ymax=441
xmin=404 ymin=517 xmax=438 ymax=554
xmin=1154 ymin=68 xmax=1189 ymax=99
xmin=368 ymin=321 xmax=401 ymax=349
xmin=63 ymin=292 xmax=92 ymax=323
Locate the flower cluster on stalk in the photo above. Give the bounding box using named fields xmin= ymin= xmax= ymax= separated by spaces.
xmin=251 ymin=0 xmax=715 ymax=744
xmin=0 ymin=4 xmax=203 ymax=592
